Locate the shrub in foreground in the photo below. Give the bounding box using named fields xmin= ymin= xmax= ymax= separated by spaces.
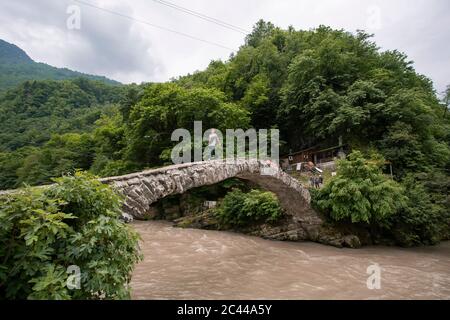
xmin=0 ymin=172 xmax=141 ymax=300
xmin=216 ymin=189 xmax=282 ymax=227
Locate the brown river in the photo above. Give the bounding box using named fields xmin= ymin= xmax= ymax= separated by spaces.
xmin=130 ymin=221 xmax=450 ymax=300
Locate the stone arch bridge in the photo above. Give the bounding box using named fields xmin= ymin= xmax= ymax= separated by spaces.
xmin=1 ymin=159 xmax=359 ymax=247
xmin=101 ymin=160 xmax=358 ymax=246
xmin=101 ymin=159 xmax=316 ymax=221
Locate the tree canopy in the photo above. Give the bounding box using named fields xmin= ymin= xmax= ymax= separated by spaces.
xmin=0 ymin=21 xmax=448 ymax=246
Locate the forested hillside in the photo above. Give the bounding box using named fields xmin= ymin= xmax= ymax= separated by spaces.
xmin=177 ymin=22 xmax=450 ymax=167
xmin=0 ymin=78 xmax=126 ymax=188
xmin=0 ymin=21 xmax=449 ymax=245
xmin=0 ymin=78 xmax=124 ymax=151
xmin=0 ymin=39 xmax=119 ymax=93
xmin=2 ymin=21 xmax=449 ymax=187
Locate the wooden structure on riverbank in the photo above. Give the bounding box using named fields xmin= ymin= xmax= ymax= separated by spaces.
xmin=280 ymin=144 xmax=349 ymax=170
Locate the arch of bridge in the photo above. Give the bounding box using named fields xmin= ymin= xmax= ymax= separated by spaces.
xmin=100 ymin=159 xmax=323 ymax=228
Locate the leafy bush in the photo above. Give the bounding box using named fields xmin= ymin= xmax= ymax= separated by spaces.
xmin=313 ymin=151 xmax=406 ymax=225
xmin=0 ymin=172 xmax=141 ymax=300
xmin=216 ymin=189 xmax=282 ymax=227
xmin=389 ymin=175 xmax=450 ymax=246
xmin=313 ymin=151 xmax=450 ymax=246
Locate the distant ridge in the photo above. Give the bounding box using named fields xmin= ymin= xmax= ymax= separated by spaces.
xmin=0 ymin=39 xmax=33 ymax=64
xmin=0 ymin=39 xmax=120 ymax=92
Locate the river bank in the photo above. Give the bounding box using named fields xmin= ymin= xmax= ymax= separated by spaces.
xmin=130 ymin=221 xmax=450 ymax=300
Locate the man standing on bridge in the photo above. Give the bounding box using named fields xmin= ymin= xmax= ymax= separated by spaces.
xmin=207 ymin=128 xmax=220 ymax=160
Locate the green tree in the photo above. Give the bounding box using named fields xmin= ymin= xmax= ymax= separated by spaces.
xmin=15 ymin=133 xmax=95 ymax=186
xmin=216 ymin=189 xmax=282 ymax=227
xmin=390 ymin=174 xmax=449 ymax=246
xmin=125 ymin=83 xmax=249 ymax=166
xmin=313 ymin=151 xmax=406 ymax=224
xmin=0 ymin=79 xmax=121 ymax=152
xmin=245 ymin=20 xmax=276 ymax=47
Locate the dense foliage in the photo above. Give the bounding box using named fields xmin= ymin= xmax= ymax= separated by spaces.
xmin=313 ymin=151 xmax=406 ymax=224
xmin=216 ymin=189 xmax=282 ymax=227
xmin=177 ymin=21 xmax=450 ymax=178
xmin=313 ymin=151 xmax=450 ymax=246
xmin=390 ymin=174 xmax=450 ymax=246
xmin=316 ymin=151 xmax=406 ymax=223
xmin=124 ymin=83 xmax=249 ymax=167
xmin=0 ymin=78 xmax=122 ymax=151
xmin=0 ymin=21 xmax=448 ymax=245
xmin=0 ymin=79 xmax=126 ymax=188
xmin=0 ymin=172 xmax=141 ymax=299
xmin=175 ymin=21 xmax=450 ymax=245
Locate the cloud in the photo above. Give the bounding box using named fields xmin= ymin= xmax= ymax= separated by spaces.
xmin=0 ymin=0 xmax=162 ymax=83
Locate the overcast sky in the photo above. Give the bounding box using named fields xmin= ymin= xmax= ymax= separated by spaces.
xmin=0 ymin=0 xmax=448 ymax=93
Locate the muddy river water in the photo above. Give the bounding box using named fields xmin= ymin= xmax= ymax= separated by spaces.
xmin=130 ymin=221 xmax=450 ymax=299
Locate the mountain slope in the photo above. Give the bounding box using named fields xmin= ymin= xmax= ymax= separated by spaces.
xmin=0 ymin=78 xmax=125 ymax=152
xmin=0 ymin=39 xmax=33 ymax=64
xmin=0 ymin=39 xmax=120 ymax=92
